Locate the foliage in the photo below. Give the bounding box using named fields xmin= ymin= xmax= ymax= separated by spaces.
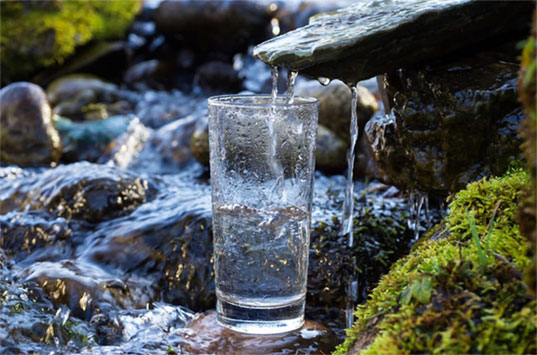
xmin=335 ymin=169 xmax=535 ymax=354
xmin=0 ymin=0 xmax=141 ymax=82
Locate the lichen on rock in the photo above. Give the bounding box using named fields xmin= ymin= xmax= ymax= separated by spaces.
xmin=336 ymin=169 xmax=535 ymax=354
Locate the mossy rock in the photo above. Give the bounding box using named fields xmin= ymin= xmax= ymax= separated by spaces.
xmin=0 ymin=0 xmax=141 ymax=83
xmin=336 ymin=169 xmax=536 ymax=354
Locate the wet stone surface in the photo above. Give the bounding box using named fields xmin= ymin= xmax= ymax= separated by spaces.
xmin=366 ymin=44 xmax=524 ymax=193
xmin=253 ymin=0 xmax=533 ymax=83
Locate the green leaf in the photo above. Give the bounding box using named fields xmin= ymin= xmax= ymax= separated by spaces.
xmin=410 ymin=277 xmax=432 ymax=304
xmin=466 ymin=210 xmax=487 ymax=267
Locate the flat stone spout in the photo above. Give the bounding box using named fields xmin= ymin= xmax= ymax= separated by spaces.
xmin=253 ymin=0 xmax=533 ymax=83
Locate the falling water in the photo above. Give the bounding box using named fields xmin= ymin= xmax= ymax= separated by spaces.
xmin=271 ymin=66 xmax=279 ymax=103
xmin=407 ymin=191 xmax=428 ymax=239
xmin=285 ymin=70 xmax=298 ymax=104
xmin=340 ymin=85 xmax=360 ymax=245
xmin=268 ymin=67 xmax=285 ymax=199
xmin=341 ymin=84 xmax=360 ymax=329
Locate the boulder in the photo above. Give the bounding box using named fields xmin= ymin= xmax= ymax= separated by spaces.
xmin=2 ymin=162 xmax=156 ymax=223
xmin=366 ymin=45 xmax=524 ymax=194
xmin=0 ymin=82 xmax=61 ymax=166
xmin=254 ymin=0 xmax=533 ymax=83
xmin=194 ymin=61 xmax=243 ymax=94
xmin=153 ymin=0 xmax=271 ymax=59
xmin=314 ymin=125 xmax=347 ymax=173
xmin=296 ymin=80 xmax=378 ymax=141
xmin=46 ymin=74 xmax=132 ymax=121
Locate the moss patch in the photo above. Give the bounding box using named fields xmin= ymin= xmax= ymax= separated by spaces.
xmin=1 ymin=0 xmax=141 ymax=82
xmin=336 ymin=169 xmax=535 ymax=354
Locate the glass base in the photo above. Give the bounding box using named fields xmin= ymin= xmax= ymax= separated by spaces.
xmin=216 ymin=298 xmax=305 ymax=334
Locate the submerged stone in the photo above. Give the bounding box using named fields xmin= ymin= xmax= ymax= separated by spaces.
xmin=1 ymin=162 xmax=156 ymax=223
xmin=54 ymin=115 xmax=132 ymax=163
xmin=366 ymin=44 xmax=523 ymax=193
xmin=253 ymin=0 xmax=532 ymax=83
xmin=0 ymin=82 xmax=62 ymax=167
xmin=176 ymin=310 xmax=339 ymax=354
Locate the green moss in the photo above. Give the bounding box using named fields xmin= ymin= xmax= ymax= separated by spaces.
xmin=0 ymin=0 xmax=141 ymax=82
xmin=336 ymin=169 xmax=535 ymax=354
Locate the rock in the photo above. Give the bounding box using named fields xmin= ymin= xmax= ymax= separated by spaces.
xmin=127 ymin=115 xmax=202 ymax=174
xmin=54 ymin=115 xmax=132 ymax=163
xmin=365 ymin=45 xmax=524 ymax=194
xmin=253 ymin=0 xmax=533 ymax=83
xmin=81 ymin=203 xmax=215 ymax=312
xmin=176 ymin=310 xmax=339 ymax=354
xmin=194 ymin=61 xmax=243 ymax=94
xmin=20 ymin=260 xmax=138 ymax=320
xmin=0 ymin=82 xmax=61 ymax=166
xmin=124 ymin=59 xmax=180 ymax=91
xmin=0 ymin=264 xmax=92 ymax=353
xmin=296 ymin=80 xmax=378 ymax=141
xmin=46 ymin=74 xmax=132 ymax=121
xmin=190 ymin=117 xmax=210 ymax=167
xmin=315 ymin=125 xmax=347 ymax=173
xmin=134 ymin=90 xmax=204 ymax=129
xmin=153 ymin=0 xmax=271 ymax=59
xmin=0 ymin=211 xmax=75 ymax=263
xmin=307 ymin=195 xmax=417 ymax=331
xmin=1 ymin=1 xmax=141 ymax=83
xmin=3 ymin=162 xmax=156 ymax=223
xmin=337 ymin=170 xmax=535 ymax=355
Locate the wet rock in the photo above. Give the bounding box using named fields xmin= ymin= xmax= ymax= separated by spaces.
xmin=4 ymin=162 xmax=156 ymax=223
xmin=190 ymin=118 xmax=210 ymax=167
xmin=127 ymin=115 xmax=202 ymax=174
xmin=307 ymin=196 xmax=419 ymax=331
xmin=296 ymin=80 xmax=378 ymax=141
xmin=124 ymin=59 xmax=180 ymax=91
xmin=153 ymin=0 xmax=271 ymax=59
xmin=315 ymin=125 xmax=347 ymax=173
xmin=254 ymin=0 xmax=533 ymax=83
xmin=194 ymin=61 xmax=243 ymax=94
xmin=0 ymin=264 xmax=93 ymax=353
xmin=54 ymin=115 xmax=132 ymax=163
xmin=134 ymin=90 xmax=204 ymax=129
xmin=46 ymin=74 xmax=132 ymax=121
xmin=81 ymin=201 xmax=214 ymax=312
xmin=20 ymin=260 xmax=146 ymax=320
xmin=0 ymin=82 xmax=61 ymax=166
xmin=176 ymin=310 xmax=339 ymax=354
xmin=366 ymin=46 xmax=524 ymax=193
xmin=0 ymin=211 xmax=76 ymax=263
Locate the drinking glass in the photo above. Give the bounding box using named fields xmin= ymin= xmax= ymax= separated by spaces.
xmin=208 ymin=95 xmax=318 ymax=334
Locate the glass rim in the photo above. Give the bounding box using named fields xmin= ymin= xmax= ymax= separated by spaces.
xmin=208 ymin=94 xmax=318 ymax=108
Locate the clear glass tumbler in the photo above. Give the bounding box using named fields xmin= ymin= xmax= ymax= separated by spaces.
xmin=208 ymin=95 xmax=318 ymax=334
